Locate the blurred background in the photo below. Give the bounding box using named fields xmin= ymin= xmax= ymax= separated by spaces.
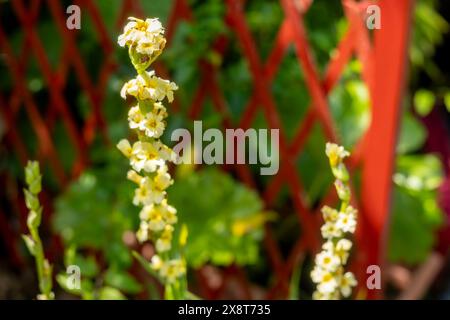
xmin=0 ymin=0 xmax=449 ymax=299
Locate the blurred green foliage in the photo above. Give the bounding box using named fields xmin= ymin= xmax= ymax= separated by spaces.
xmin=411 ymin=0 xmax=450 ymax=118
xmin=53 ymin=151 xmax=137 ymax=269
xmin=390 ymin=155 xmax=444 ymax=263
xmin=169 ymin=167 xmax=271 ymax=267
xmin=1 ymin=0 xmax=448 ymax=297
xmin=54 ymin=150 xmax=269 ymax=268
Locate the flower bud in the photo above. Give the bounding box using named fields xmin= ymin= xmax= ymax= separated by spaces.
xmin=334 ymin=180 xmax=351 ymax=202
xmin=24 ymin=189 xmax=39 ymax=211
xmin=331 ymin=163 xmax=349 ymax=182
xmin=27 ymin=208 xmax=42 ymax=230
xmin=25 ymin=161 xmax=42 ymax=195
xmin=22 ymin=235 xmax=36 ymax=256
xmin=117 ymin=139 xmax=132 ymax=158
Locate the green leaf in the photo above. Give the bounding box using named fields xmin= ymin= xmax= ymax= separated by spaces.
xmin=132 ymin=251 xmax=160 ymax=279
xmin=444 ymin=92 xmax=450 ymax=112
xmin=104 ymin=268 xmax=143 ymax=294
xmin=168 ymin=167 xmax=266 ymax=267
xmin=396 ymin=112 xmax=427 ymax=154
xmin=53 ymin=154 xmax=138 ymax=264
xmin=98 ymin=286 xmax=126 ymax=300
xmin=56 ymin=273 xmax=93 ymax=297
xmin=288 ymin=262 xmax=302 ymax=300
xmin=389 ymin=188 xmax=436 ymax=264
xmin=414 ymin=89 xmax=435 ymax=116
xmin=24 ymin=189 xmax=39 ymax=211
xmin=389 ymin=154 xmax=444 ymax=264
xmin=73 ymin=254 xmax=99 ymax=278
xmin=22 ymin=235 xmax=36 ymax=256
xmin=394 ymin=154 xmax=443 ymax=191
xmin=26 ymin=208 xmax=42 ymax=230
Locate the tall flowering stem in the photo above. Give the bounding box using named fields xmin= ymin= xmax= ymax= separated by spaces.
xmin=311 ymin=143 xmax=357 ymax=300
xmin=117 ymin=17 xmax=186 ymax=299
xmin=22 ymin=161 xmax=54 ymax=300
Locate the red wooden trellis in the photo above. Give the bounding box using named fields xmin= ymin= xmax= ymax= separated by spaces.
xmin=0 ymin=0 xmax=413 ymax=299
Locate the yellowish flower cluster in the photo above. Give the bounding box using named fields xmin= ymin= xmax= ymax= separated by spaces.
xmin=311 ymin=143 xmax=357 ymax=300
xmin=117 ymin=17 xmax=184 ymax=284
xmin=118 ymin=17 xmax=166 ymax=60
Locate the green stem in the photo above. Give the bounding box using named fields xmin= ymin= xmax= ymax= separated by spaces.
xmin=23 ymin=161 xmax=53 ymax=300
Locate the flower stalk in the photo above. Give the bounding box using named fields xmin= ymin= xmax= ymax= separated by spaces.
xmin=311 ymin=143 xmax=358 ymax=300
xmin=22 ymin=160 xmax=54 ymax=300
xmin=117 ymin=17 xmax=186 ymax=299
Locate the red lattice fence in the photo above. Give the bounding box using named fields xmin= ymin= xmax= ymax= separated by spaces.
xmin=0 ymin=0 xmax=413 ymax=299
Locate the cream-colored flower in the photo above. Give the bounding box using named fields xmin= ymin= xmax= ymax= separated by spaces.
xmin=321 ymin=221 xmax=343 ymax=239
xmin=141 ymin=199 xmax=177 ymax=225
xmin=160 ymin=200 xmax=177 ymax=225
xmin=130 ymin=141 xmax=165 ymax=173
xmin=127 ymin=170 xmax=143 ymax=185
xmin=322 ymin=239 xmax=352 ymax=265
xmin=136 ymin=221 xmax=149 ymax=243
xmin=158 ymin=143 xmax=179 ymax=164
xmin=312 ymin=290 xmax=339 ymax=300
xmin=325 ymin=142 xmax=349 ymax=167
xmin=118 ymin=17 xmax=166 ymax=57
xmin=119 ymin=16 xmax=184 ymax=290
xmin=133 ymin=176 xmax=165 ymax=206
xmin=153 ymin=102 xmax=168 ymax=118
xmin=159 ymin=259 xmax=186 ymax=283
xmin=153 ymin=165 xmax=173 ymax=192
xmin=145 ymin=72 xmax=178 ymax=102
xmin=143 ymin=112 xmax=165 ymax=138
xmin=321 ymin=205 xmax=339 ymax=223
xmin=128 ymin=105 xmax=144 ymax=130
xmin=312 ymin=143 xmax=358 ymax=300
xmin=150 ymin=254 xmax=163 ymax=271
xmin=315 ymin=250 xmax=340 ymax=272
xmin=128 ymin=105 xmax=166 ymax=138
xmin=139 ymin=205 xmax=165 ymax=231
xmin=336 ymin=206 xmax=357 ymax=233
xmin=338 ymin=272 xmax=357 ymax=298
xmin=316 ymin=271 xmax=338 ymax=294
xmin=311 ymin=266 xmax=325 ymax=283
xmin=117 ymin=139 xmax=132 ymax=158
xmin=155 ymin=238 xmax=171 ymax=252
xmin=155 ymin=225 xmax=174 ymax=252
xmin=335 ymin=239 xmax=352 ymax=264
xmin=120 ymin=71 xmax=178 ymax=103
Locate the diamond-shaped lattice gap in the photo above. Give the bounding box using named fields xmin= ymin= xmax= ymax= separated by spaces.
xmin=244 ymin=0 xmax=284 ymax=61
xmin=303 ymin=0 xmax=345 ymax=73
xmin=196 ymin=96 xmax=225 ymax=129
xmin=241 ymin=108 xmax=280 ymax=190
xmin=94 ymin=0 xmax=127 ymax=31
xmin=63 ymin=65 xmax=89 ymax=126
xmin=35 ymin=12 xmax=64 ymax=69
xmin=77 ymin=10 xmax=111 ymax=81
xmin=162 ymin=44 xmax=203 ymax=114
xmin=138 ymin=0 xmax=174 ymax=25
xmin=16 ymin=106 xmax=39 ymax=158
xmin=327 ymin=59 xmax=371 ymax=149
xmin=271 ymin=47 xmax=311 ymax=141
xmin=217 ymin=38 xmax=254 ymax=125
xmin=52 ymin=120 xmax=77 ymax=174
xmin=295 ymin=122 xmax=334 ymax=208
